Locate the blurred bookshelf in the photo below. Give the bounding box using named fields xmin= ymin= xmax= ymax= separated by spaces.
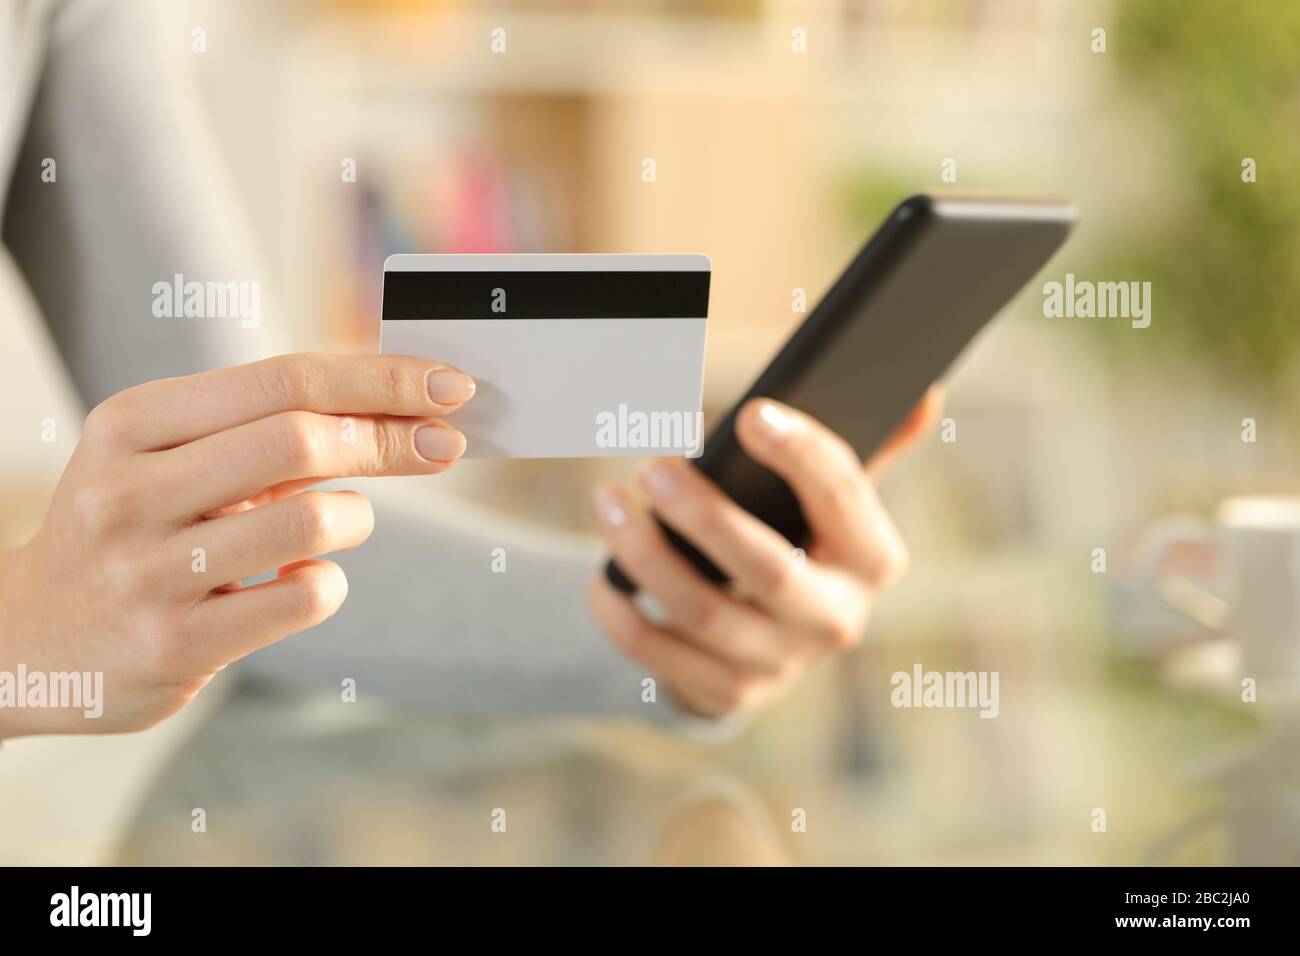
xmin=253 ymin=0 xmax=1109 ymax=527
xmin=273 ymin=0 xmax=1096 ymax=366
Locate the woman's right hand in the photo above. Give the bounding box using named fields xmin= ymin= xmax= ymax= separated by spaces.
xmin=0 ymin=353 xmax=475 ymax=738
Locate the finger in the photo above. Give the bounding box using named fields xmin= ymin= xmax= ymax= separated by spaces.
xmin=735 ymin=399 xmax=908 ymax=587
xmin=591 ymin=483 xmax=788 ymax=673
xmin=86 ymin=353 xmax=476 ymax=452
xmin=149 ymin=412 xmax=465 ymax=521
xmin=586 ymin=576 xmax=769 ymax=716
xmin=637 ymin=457 xmax=870 ymax=639
xmin=181 ymin=559 xmax=348 ymax=671
xmin=866 ymin=385 xmax=944 ymax=480
xmin=166 ymin=491 xmax=374 ymax=594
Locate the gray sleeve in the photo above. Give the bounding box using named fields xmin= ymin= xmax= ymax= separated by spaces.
xmin=4 ymin=0 xmax=274 ymax=400
xmin=2 ymin=0 xmax=731 ymax=733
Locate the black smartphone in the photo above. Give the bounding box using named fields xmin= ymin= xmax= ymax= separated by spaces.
xmin=605 ymin=192 xmax=1076 ymax=593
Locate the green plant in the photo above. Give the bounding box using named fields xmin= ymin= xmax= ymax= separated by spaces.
xmin=1110 ymin=0 xmax=1300 ymax=398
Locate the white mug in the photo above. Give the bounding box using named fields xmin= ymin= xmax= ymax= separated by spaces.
xmin=1135 ymin=496 xmax=1300 ymax=688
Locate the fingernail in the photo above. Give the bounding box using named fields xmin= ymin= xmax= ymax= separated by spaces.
xmin=414 ymin=425 xmax=466 ymax=462
xmin=757 ymin=401 xmax=795 ymax=442
xmin=640 ymin=460 xmax=679 ymax=501
xmin=592 ymin=485 xmax=627 ymax=528
xmin=426 ymin=369 xmax=477 ymax=405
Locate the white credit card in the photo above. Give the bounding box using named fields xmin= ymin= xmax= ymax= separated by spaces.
xmin=380 ymin=254 xmax=710 ymax=458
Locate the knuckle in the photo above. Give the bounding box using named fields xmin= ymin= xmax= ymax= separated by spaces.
xmin=285 ymin=492 xmax=337 ymax=554
xmin=736 ymin=678 xmax=768 ymax=710
xmin=82 ymin=399 xmax=114 ymax=438
xmin=828 ymin=431 xmax=861 ymax=471
xmin=292 ymin=570 xmax=341 ymax=625
xmin=824 ymin=614 xmax=864 ymax=650
xmin=618 ymin=616 xmax=656 ymax=656
xmin=268 ymin=412 xmax=323 ymax=473
xmin=755 ymin=552 xmax=793 ymax=596
xmin=711 ymin=687 xmax=742 ymax=714
xmin=886 ymin=538 xmax=911 ymax=585
xmin=258 ymin=355 xmax=313 ymax=409
xmin=83 ymin=393 xmax=133 ymax=445
xmin=867 ymin=537 xmax=910 ymax=590
xmin=71 ymin=478 xmax=133 ymax=537
xmin=607 ymin=605 xmax=649 ymax=646
xmin=678 ymin=595 xmax=723 ymax=638
xmin=592 ymin=597 xmax=655 ymax=656
xmin=716 ymin=631 xmax=754 ymax=665
xmin=715 ymin=677 xmax=761 ymax=714
xmin=367 ymin=420 xmax=403 ymax=474
xmin=101 ymin=550 xmax=148 ymax=600
xmin=773 ymin=658 xmax=803 ymax=684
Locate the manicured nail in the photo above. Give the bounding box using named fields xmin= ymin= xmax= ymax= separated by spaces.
xmin=640 ymin=460 xmax=679 ymax=501
xmin=757 ymin=401 xmax=796 ymax=442
xmin=592 ymin=485 xmax=628 ymax=528
xmin=414 ymin=425 xmax=466 ymax=462
xmin=426 ymin=369 xmax=477 ymax=405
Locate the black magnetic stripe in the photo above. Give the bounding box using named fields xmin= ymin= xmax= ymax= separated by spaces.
xmin=381 ymin=270 xmax=710 ymax=320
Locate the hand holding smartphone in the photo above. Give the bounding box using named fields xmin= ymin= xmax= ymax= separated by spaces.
xmin=606 ymin=193 xmax=1076 ymax=592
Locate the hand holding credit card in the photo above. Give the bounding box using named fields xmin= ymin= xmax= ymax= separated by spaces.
xmin=380 ymin=254 xmax=710 ymax=458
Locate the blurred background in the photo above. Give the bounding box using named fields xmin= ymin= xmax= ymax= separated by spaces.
xmin=3 ymin=0 xmax=1300 ymax=865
